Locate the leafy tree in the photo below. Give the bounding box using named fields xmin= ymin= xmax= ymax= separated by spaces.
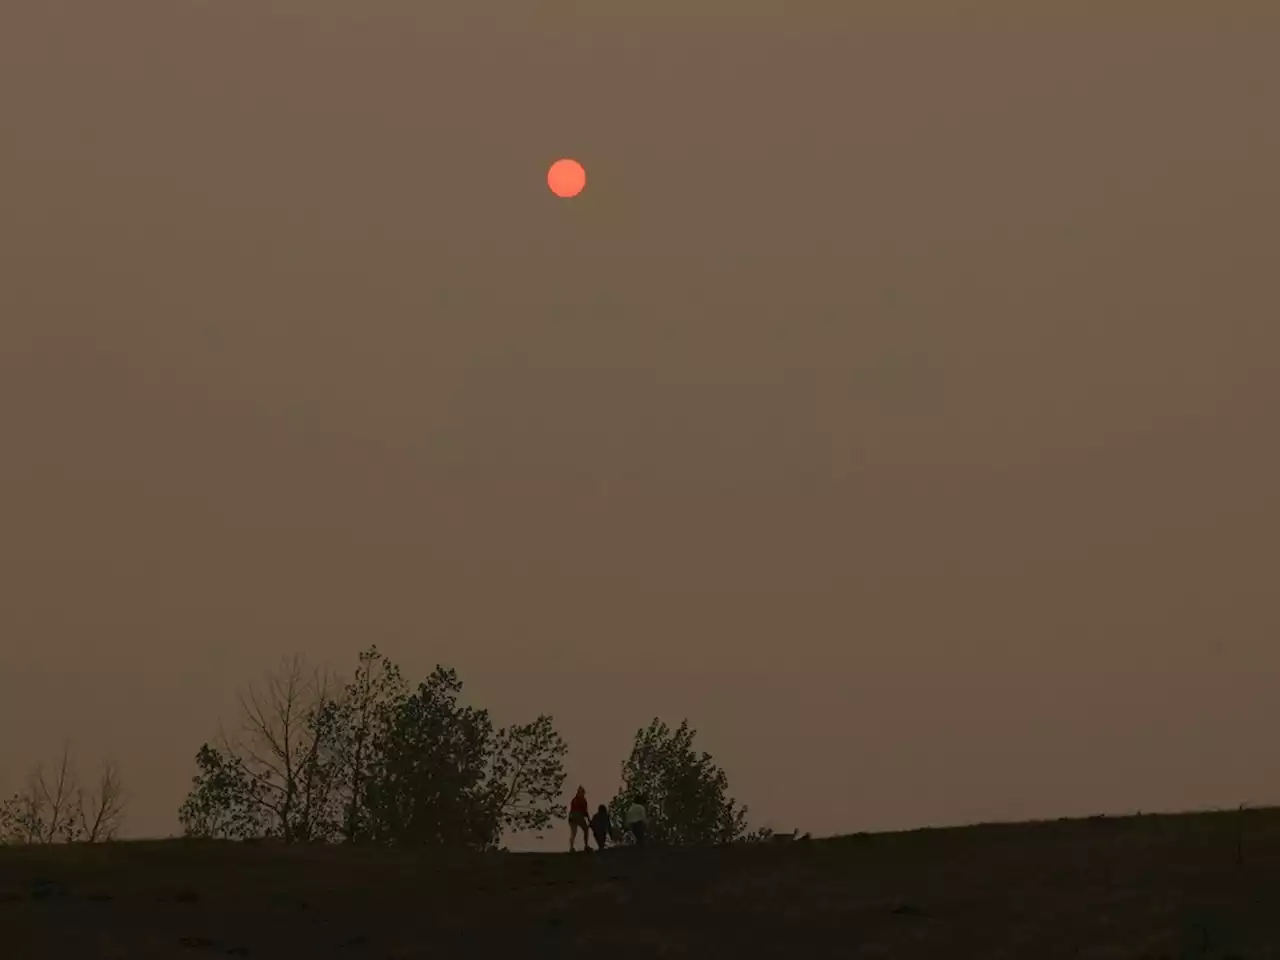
xmin=483 ymin=714 xmax=569 ymax=841
xmin=363 ymin=667 xmax=497 ymax=848
xmin=610 ymin=718 xmax=756 ymax=846
xmin=0 ymin=797 xmax=18 ymax=844
xmin=1 ymin=783 xmax=48 ymax=845
xmin=326 ymin=646 xmax=408 ymax=843
xmin=177 ymin=743 xmax=273 ymax=840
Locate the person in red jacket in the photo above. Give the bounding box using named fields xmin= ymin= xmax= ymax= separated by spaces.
xmin=568 ymin=786 xmax=592 ymax=852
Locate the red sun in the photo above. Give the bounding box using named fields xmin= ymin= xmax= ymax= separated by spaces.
xmin=547 ymin=158 xmax=586 ymax=198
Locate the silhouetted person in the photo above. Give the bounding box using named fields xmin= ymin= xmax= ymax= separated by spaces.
xmin=568 ymin=786 xmax=591 ymax=852
xmin=590 ymin=804 xmax=612 ymax=851
xmin=626 ymin=795 xmax=649 ymax=847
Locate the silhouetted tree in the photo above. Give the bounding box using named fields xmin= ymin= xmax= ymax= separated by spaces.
xmin=75 ymin=758 xmax=127 ymax=842
xmin=177 ymin=743 xmax=273 ymax=840
xmin=326 ymin=646 xmax=408 ymax=843
xmin=0 ymin=790 xmax=41 ymax=845
xmin=179 ymin=649 xmax=568 ymax=850
xmin=610 ymin=718 xmax=758 ymax=846
xmin=0 ymin=759 xmax=69 ymax=845
xmin=178 ymin=656 xmax=342 ymax=843
xmin=484 ymin=715 xmax=569 ymax=840
xmin=1 ymin=744 xmax=127 ymax=844
xmin=362 ymin=667 xmax=495 ymax=846
xmin=359 ymin=667 xmax=567 ymax=848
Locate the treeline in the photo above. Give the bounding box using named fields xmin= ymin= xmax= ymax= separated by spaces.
xmin=177 ymin=647 xmax=565 ymax=847
xmin=1 ymin=645 xmax=771 ymax=849
xmin=180 ymin=646 xmax=770 ymax=849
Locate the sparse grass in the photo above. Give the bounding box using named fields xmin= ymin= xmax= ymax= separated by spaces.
xmin=2 ymin=808 xmax=1279 ymax=958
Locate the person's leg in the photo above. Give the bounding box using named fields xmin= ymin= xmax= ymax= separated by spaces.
xmin=633 ymin=821 xmax=646 ymax=846
xmin=569 ymin=818 xmax=579 ymax=851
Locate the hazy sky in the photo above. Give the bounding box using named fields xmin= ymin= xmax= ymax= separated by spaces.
xmin=2 ymin=1 xmax=1278 ymax=844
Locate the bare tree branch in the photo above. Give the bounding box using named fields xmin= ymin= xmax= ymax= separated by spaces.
xmin=34 ymin=743 xmax=80 ymax=843
xmin=77 ymin=759 xmax=126 ymax=842
xmin=185 ymin=654 xmax=342 ymax=843
xmin=3 ymin=745 xmax=124 ymax=845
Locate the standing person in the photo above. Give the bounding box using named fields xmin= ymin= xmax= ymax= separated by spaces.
xmin=590 ymin=804 xmax=612 ymax=851
xmin=568 ymin=786 xmax=591 ymax=852
xmin=625 ymin=794 xmax=649 ymax=847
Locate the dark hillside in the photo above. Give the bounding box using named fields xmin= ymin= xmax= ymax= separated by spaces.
xmin=3 ymin=808 xmax=1279 ymax=958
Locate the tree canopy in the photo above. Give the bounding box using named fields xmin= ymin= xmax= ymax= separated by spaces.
xmin=609 ymin=718 xmax=763 ymax=846
xmin=177 ymin=647 xmax=568 ymax=850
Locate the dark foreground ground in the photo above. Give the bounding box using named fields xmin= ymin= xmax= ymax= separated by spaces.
xmin=3 ymin=808 xmax=1280 ymax=959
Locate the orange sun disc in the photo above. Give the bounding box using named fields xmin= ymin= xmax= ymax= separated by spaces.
xmin=547 ymin=158 xmax=586 ymax=198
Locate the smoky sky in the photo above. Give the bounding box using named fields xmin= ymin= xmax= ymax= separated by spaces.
xmin=2 ymin=1 xmax=1278 ymax=843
